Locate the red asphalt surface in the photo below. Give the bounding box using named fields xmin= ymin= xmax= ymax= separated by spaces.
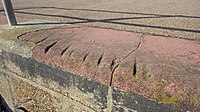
xmin=0 ymin=14 xmax=31 ymax=25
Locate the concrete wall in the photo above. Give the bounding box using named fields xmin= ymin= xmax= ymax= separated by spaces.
xmin=0 ymin=51 xmax=178 ymax=112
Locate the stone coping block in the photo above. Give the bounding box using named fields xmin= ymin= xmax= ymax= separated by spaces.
xmin=0 ymin=25 xmax=199 ymax=111
xmin=0 ymin=51 xmax=179 ymax=111
xmin=17 ymin=26 xmax=200 ymax=111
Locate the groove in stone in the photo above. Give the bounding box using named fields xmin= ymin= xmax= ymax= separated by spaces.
xmin=133 ymin=57 xmax=137 ymax=76
xmin=17 ymin=29 xmax=46 ymax=41
xmin=44 ymin=41 xmax=58 ymax=54
xmin=97 ymin=53 xmax=104 ymax=66
xmin=35 ymin=37 xmax=49 ymax=44
xmin=69 ymin=50 xmax=74 ymax=57
xmin=17 ymin=31 xmax=32 ymax=40
xmin=60 ymin=45 xmax=71 ymax=56
xmin=83 ymin=52 xmax=89 ymax=62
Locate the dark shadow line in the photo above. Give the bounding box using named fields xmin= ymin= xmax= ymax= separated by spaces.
xmin=15 ymin=11 xmax=200 ymax=33
xmin=15 ymin=11 xmax=93 ymax=21
xmin=0 ymin=8 xmax=4 ymax=11
xmin=17 ymin=20 xmax=89 ymax=26
xmin=15 ymin=11 xmax=170 ymax=21
xmin=0 ymin=95 xmax=13 ymax=112
xmin=15 ymin=11 xmax=170 ymax=22
xmin=105 ymin=21 xmax=200 ymax=33
xmin=10 ymin=6 xmax=200 ymax=19
xmin=96 ymin=16 xmax=165 ymax=21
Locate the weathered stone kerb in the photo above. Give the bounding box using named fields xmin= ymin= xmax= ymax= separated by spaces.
xmin=0 ymin=25 xmax=200 ymax=111
xmin=16 ymin=26 xmax=200 ymax=111
xmin=0 ymin=51 xmax=179 ymax=111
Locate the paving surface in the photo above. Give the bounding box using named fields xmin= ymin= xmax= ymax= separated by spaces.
xmin=0 ymin=14 xmax=31 ymax=25
xmin=18 ymin=25 xmax=200 ymax=111
xmin=0 ymin=0 xmax=200 ymax=40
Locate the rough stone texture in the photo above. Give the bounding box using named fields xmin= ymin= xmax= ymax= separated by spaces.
xmin=17 ymin=26 xmax=200 ymax=111
xmin=0 ymin=51 xmax=179 ymax=112
xmin=112 ymin=87 xmax=179 ymax=112
xmin=18 ymin=26 xmax=142 ymax=85
xmin=12 ymin=78 xmax=62 ymax=112
xmin=0 ymin=72 xmax=15 ymax=111
xmin=1 ymin=51 xmax=108 ymax=111
xmin=0 ymin=22 xmax=62 ymax=58
xmin=112 ymin=35 xmax=200 ymax=111
xmin=0 ymin=70 xmax=96 ymax=112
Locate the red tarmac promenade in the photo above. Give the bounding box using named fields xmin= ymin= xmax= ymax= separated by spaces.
xmin=0 ymin=13 xmax=200 ymax=111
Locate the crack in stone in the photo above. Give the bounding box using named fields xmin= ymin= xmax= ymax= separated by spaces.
xmin=121 ymin=34 xmax=145 ymax=63
xmin=109 ymin=58 xmax=119 ymax=86
xmin=109 ymin=34 xmax=145 ymax=86
xmin=109 ymin=64 xmax=119 ymax=86
xmin=17 ymin=27 xmax=146 ymax=90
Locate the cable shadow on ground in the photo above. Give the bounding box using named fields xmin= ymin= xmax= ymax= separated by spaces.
xmin=15 ymin=10 xmax=200 ymax=33
xmin=1 ymin=6 xmax=199 ymax=32
xmin=1 ymin=6 xmax=199 ymax=19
